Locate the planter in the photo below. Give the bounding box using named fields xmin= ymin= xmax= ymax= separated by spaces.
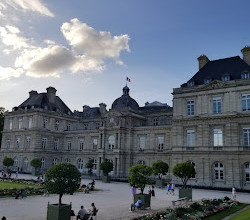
xmin=155 ymin=179 xmax=165 ymax=188
xmin=134 ymin=193 xmax=151 ymax=209
xmin=102 ymin=175 xmax=110 ymax=183
xmin=47 ymin=203 xmax=71 ymax=220
xmin=179 ymin=188 xmax=192 ymax=201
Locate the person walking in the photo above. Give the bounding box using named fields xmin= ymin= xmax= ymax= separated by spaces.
xmin=232 ymin=186 xmax=236 ymax=201
xmin=148 ymin=186 xmax=152 ymax=197
xmin=171 ymin=183 xmax=175 ymax=195
xmin=166 ymin=183 xmax=171 ymax=194
xmin=151 ymin=185 xmax=155 ymax=197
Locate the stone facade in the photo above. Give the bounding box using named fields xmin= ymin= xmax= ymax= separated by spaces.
xmin=1 ymin=48 xmax=250 ymax=190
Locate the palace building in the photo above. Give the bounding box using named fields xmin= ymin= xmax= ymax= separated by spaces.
xmin=1 ymin=47 xmax=250 ymax=190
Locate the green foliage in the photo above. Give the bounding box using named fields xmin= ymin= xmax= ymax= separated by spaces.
xmin=128 ymin=164 xmax=152 ymax=194
xmin=85 ymin=158 xmax=94 ymax=174
xmin=152 ymin=160 xmax=169 ymax=178
xmin=99 ymin=159 xmax=113 ymax=176
xmin=3 ymin=157 xmax=14 ymax=168
xmin=173 ymin=162 xmax=196 ymax=188
xmin=45 ymin=162 xmax=81 ymax=204
xmin=30 ymin=158 xmax=42 ymax=169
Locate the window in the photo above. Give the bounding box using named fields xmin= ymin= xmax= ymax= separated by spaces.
xmin=139 ymin=137 xmax=145 ymax=150
xmin=108 ymin=136 xmax=115 ymax=149
xmin=18 ymin=118 xmax=23 ymax=129
xmin=93 ymin=138 xmax=98 ymax=149
xmin=23 ymin=158 xmax=28 ymax=170
xmin=157 ymin=136 xmax=164 ymax=150
xmin=214 ymin=162 xmax=224 ymax=180
xmin=137 ymin=160 xmax=145 ymax=165
xmin=222 ymin=74 xmax=230 ymax=82
xmin=187 ymin=81 xmax=194 ymax=87
xmin=43 ymin=119 xmax=48 ymax=129
xmin=28 ymin=117 xmax=33 ymax=129
xmin=52 ymin=158 xmax=58 ymax=166
xmin=241 ymin=72 xmax=250 ymax=79
xmin=14 ymin=157 xmax=18 ymax=168
xmin=187 ymin=130 xmax=195 ymax=147
xmin=54 ymin=139 xmax=59 ymax=150
xmin=41 ymin=158 xmax=45 ymax=169
xmin=6 ymin=139 xmax=10 ymax=149
xmin=42 ymin=138 xmax=47 ymax=149
xmin=187 ymin=100 xmax=195 ymax=116
xmin=245 ymin=163 xmax=250 ymax=182
xmin=93 ymin=159 xmax=97 ymax=170
xmin=77 ymin=159 xmax=84 ymax=169
xmin=153 ymin=118 xmax=158 ymax=126
xmin=79 ymin=138 xmax=84 ymax=150
xmin=213 ymin=97 xmax=222 ymax=114
xmin=16 ymin=137 xmax=20 ymax=148
xmin=65 ymin=158 xmax=70 ymax=163
xmin=95 ymin=122 xmax=100 ymax=129
xmin=9 ymin=119 xmax=12 ymax=130
xmin=243 ymin=129 xmax=250 ymax=146
xmin=66 ymin=123 xmax=71 ymax=131
xmin=242 ymin=94 xmax=250 ymax=111
xmin=67 ymin=140 xmax=72 ymax=151
xmin=55 ymin=120 xmax=60 ymax=130
xmin=213 ymin=129 xmax=223 ymax=146
xmin=26 ymin=136 xmax=30 ymax=148
xmin=204 ymin=79 xmax=211 ymax=84
xmin=84 ymin=124 xmax=88 ymax=130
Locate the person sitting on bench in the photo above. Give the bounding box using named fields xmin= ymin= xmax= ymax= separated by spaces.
xmin=130 ymin=197 xmax=142 ymax=211
xmin=76 ymin=205 xmax=88 ymax=220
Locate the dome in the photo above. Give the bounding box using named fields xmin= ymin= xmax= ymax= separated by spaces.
xmin=111 ymin=86 xmax=139 ymax=111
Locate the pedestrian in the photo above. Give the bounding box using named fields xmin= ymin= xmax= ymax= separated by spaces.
xmin=232 ymin=186 xmax=236 ymax=201
xmin=88 ymin=202 xmax=98 ymax=220
xmin=132 ymin=186 xmax=136 ymax=197
xmin=171 ymin=183 xmax=175 ymax=195
xmin=166 ymin=183 xmax=171 ymax=194
xmin=151 ymin=185 xmax=155 ymax=197
xmin=148 ymin=186 xmax=152 ymax=197
xmin=76 ymin=205 xmax=88 ymax=220
xmin=15 ymin=171 xmax=18 ymax=178
xmin=21 ymin=188 xmax=26 ymax=199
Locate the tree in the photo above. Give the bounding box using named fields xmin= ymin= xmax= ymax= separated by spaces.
xmin=85 ymin=158 xmax=94 ymax=175
xmin=99 ymin=159 xmax=113 ymax=176
xmin=30 ymin=158 xmax=42 ymax=173
xmin=45 ymin=162 xmax=81 ymax=205
xmin=173 ymin=162 xmax=196 ymax=188
xmin=0 ymin=107 xmax=6 ymax=148
xmin=128 ymin=164 xmax=152 ymax=194
xmin=3 ymin=157 xmax=14 ymax=169
xmin=152 ymin=160 xmax=169 ymax=179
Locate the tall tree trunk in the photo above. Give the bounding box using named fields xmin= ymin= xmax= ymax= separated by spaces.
xmin=59 ymin=194 xmax=63 ymax=205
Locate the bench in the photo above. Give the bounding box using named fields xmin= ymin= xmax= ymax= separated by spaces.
xmin=172 ymin=197 xmax=188 ymax=206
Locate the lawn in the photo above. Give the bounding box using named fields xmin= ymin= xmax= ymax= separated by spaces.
xmin=205 ymin=203 xmax=249 ymax=220
xmin=229 ymin=206 xmax=250 ymax=220
xmin=0 ymin=181 xmax=40 ymax=189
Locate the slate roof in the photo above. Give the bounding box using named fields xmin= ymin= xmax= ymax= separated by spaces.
xmin=79 ymin=107 xmax=101 ymax=118
xmin=18 ymin=93 xmax=72 ymax=114
xmin=182 ymin=56 xmax=250 ymax=87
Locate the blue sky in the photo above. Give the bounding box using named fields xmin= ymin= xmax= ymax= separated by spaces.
xmin=0 ymin=0 xmax=250 ymax=111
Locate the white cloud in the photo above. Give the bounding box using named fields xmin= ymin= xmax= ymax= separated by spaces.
xmin=0 ymin=66 xmax=23 ymax=80
xmin=61 ymin=18 xmax=130 ymax=64
xmin=1 ymin=0 xmax=54 ymax=17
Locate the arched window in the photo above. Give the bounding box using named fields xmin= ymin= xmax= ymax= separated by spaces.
xmin=245 ymin=163 xmax=250 ymax=182
xmin=41 ymin=158 xmax=45 ymax=169
xmin=23 ymin=158 xmax=29 ymax=171
xmin=52 ymin=158 xmax=58 ymax=166
xmin=108 ymin=136 xmax=115 ymax=149
xmin=14 ymin=157 xmax=18 ymax=168
xmin=214 ymin=162 xmax=224 ymax=180
xmin=137 ymin=160 xmax=145 ymax=165
xmin=77 ymin=159 xmax=84 ymax=169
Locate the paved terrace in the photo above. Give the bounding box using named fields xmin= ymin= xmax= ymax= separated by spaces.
xmin=0 ymin=174 xmax=250 ymax=220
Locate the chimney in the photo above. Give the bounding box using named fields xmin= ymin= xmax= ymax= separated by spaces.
xmin=197 ymin=55 xmax=210 ymax=70
xmin=241 ymin=46 xmax=250 ymax=66
xmin=46 ymin=87 xmax=57 ymax=103
xmin=99 ymin=103 xmax=107 ymax=114
xmin=29 ymin=90 xmax=38 ymax=97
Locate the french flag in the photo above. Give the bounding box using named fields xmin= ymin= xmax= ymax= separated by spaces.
xmin=126 ymin=77 xmax=131 ymax=82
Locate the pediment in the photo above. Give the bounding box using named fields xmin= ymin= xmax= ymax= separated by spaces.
xmin=201 ymin=80 xmax=229 ymax=90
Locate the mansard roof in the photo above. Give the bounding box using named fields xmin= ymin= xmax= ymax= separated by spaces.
xmin=78 ymin=106 xmax=101 ymax=118
xmin=182 ymin=56 xmax=250 ymax=87
xmin=17 ymin=89 xmax=72 ymax=115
